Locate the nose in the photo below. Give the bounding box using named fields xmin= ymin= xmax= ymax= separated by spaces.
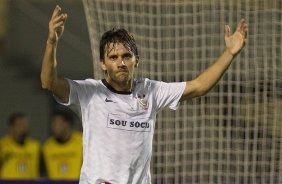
xmin=117 ymin=58 xmax=126 ymax=67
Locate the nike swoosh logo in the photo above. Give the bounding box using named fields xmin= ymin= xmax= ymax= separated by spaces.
xmin=105 ymin=98 xmax=116 ymax=103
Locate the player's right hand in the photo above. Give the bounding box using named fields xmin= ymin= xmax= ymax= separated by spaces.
xmin=48 ymin=5 xmax=67 ymax=45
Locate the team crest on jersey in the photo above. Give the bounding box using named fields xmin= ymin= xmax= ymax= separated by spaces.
xmin=137 ymin=94 xmax=149 ymax=110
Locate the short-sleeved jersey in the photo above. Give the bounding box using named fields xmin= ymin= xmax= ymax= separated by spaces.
xmin=43 ymin=131 xmax=82 ymax=180
xmin=0 ymin=135 xmax=40 ymax=179
xmin=55 ymin=78 xmax=186 ymax=184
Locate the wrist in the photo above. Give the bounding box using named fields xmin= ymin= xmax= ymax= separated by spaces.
xmin=225 ymin=48 xmax=235 ymax=57
xmin=46 ymin=38 xmax=57 ymax=46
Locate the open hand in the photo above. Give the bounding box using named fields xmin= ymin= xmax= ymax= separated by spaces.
xmin=48 ymin=5 xmax=68 ymax=45
xmin=225 ymin=19 xmax=248 ymax=56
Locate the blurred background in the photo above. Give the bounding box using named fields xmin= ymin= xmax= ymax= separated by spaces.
xmin=0 ymin=0 xmax=92 ymax=140
xmin=0 ymin=0 xmax=89 ymax=181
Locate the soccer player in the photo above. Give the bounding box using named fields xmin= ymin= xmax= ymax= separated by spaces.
xmin=0 ymin=113 xmax=40 ymax=179
xmin=43 ymin=109 xmax=82 ymax=180
xmin=41 ymin=5 xmax=247 ymax=184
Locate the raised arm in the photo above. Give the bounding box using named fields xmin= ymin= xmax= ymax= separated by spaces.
xmin=181 ymin=19 xmax=248 ymax=101
xmin=41 ymin=5 xmax=69 ymax=103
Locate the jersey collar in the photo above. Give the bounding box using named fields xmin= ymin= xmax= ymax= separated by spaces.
xmin=102 ymin=79 xmax=132 ymax=95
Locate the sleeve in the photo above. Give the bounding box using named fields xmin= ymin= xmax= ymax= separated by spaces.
xmin=54 ymin=78 xmax=97 ymax=109
xmin=153 ymin=80 xmax=186 ymax=112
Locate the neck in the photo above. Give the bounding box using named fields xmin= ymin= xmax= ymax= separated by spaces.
xmin=12 ymin=135 xmax=26 ymax=145
xmin=105 ymin=77 xmax=133 ymax=92
xmin=55 ymin=132 xmax=72 ymax=144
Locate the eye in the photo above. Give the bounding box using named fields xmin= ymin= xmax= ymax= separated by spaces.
xmin=123 ymin=53 xmax=133 ymax=60
xmin=109 ymin=55 xmax=118 ymax=61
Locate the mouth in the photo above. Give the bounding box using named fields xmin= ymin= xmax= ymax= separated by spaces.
xmin=117 ymin=70 xmax=128 ymax=74
xmin=116 ymin=70 xmax=130 ymax=79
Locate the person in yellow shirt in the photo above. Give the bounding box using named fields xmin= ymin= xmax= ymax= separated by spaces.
xmin=43 ymin=109 xmax=82 ymax=180
xmin=0 ymin=113 xmax=40 ymax=179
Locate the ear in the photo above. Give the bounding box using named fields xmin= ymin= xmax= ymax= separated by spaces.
xmin=135 ymin=56 xmax=139 ymax=68
xmin=101 ymin=60 xmax=107 ymax=71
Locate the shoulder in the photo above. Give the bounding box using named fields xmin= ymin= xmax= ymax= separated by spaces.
xmin=0 ymin=136 xmax=7 ymax=146
xmin=0 ymin=135 xmax=8 ymax=140
xmin=143 ymin=78 xmax=186 ymax=88
xmin=133 ymin=78 xmax=163 ymax=95
xmin=70 ymin=132 xmax=82 ymax=146
xmin=0 ymin=135 xmax=10 ymax=144
xmin=72 ymin=131 xmax=82 ymax=136
xmin=68 ymin=78 xmax=101 ymax=86
xmin=67 ymin=78 xmax=104 ymax=98
xmin=65 ymin=78 xmax=102 ymax=88
xmin=84 ymin=78 xmax=100 ymax=84
xmin=134 ymin=78 xmax=161 ymax=88
xmin=72 ymin=131 xmax=82 ymax=141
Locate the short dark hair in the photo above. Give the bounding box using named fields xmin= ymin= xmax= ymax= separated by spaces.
xmin=8 ymin=113 xmax=26 ymax=126
xmin=52 ymin=109 xmax=74 ymax=126
xmin=99 ymin=27 xmax=139 ymax=61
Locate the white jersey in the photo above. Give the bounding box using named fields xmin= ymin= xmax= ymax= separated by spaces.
xmin=55 ymin=78 xmax=186 ymax=184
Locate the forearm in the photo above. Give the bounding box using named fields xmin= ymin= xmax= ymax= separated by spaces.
xmin=40 ymin=41 xmax=59 ymax=90
xmin=195 ymin=48 xmax=234 ymax=95
xmin=181 ymin=19 xmax=247 ymax=101
xmin=40 ymin=6 xmax=70 ymax=102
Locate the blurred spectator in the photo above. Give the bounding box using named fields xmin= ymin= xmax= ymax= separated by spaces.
xmin=43 ymin=109 xmax=82 ymax=180
xmin=0 ymin=113 xmax=40 ymax=179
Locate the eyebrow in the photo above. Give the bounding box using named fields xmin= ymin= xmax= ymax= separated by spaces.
xmin=122 ymin=53 xmax=133 ymax=57
xmin=107 ymin=52 xmax=133 ymax=58
xmin=108 ymin=54 xmax=118 ymax=58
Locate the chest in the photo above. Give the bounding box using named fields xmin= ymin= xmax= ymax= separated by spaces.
xmin=84 ymin=90 xmax=156 ymax=134
xmin=1 ymin=142 xmax=37 ymax=160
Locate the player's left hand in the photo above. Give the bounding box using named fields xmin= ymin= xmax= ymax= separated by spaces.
xmin=225 ymin=19 xmax=248 ymax=56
